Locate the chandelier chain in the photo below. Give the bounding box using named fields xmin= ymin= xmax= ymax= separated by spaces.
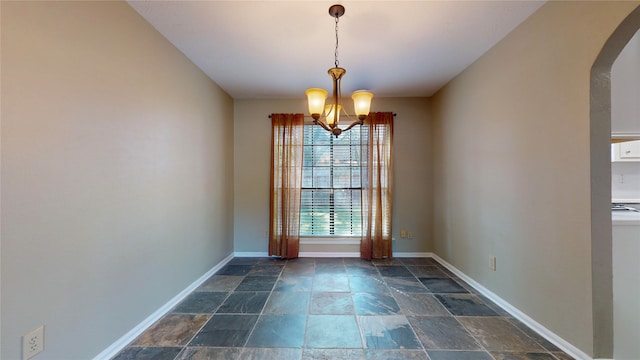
xmin=334 ymin=15 xmax=339 ymax=67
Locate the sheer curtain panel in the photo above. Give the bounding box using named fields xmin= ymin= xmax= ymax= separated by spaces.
xmin=269 ymin=113 xmax=305 ymax=259
xmin=360 ymin=112 xmax=394 ymax=260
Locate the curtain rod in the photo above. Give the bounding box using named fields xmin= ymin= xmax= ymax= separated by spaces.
xmin=268 ymin=113 xmax=396 ymax=118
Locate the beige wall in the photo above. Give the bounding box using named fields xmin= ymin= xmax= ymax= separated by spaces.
xmin=233 ymin=98 xmax=433 ymax=255
xmin=1 ymin=2 xmax=234 ymax=359
xmin=612 ymin=29 xmax=640 ymax=134
xmin=431 ymin=1 xmax=639 ymax=357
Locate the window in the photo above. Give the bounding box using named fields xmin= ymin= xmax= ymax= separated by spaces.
xmin=300 ymin=124 xmax=362 ymax=236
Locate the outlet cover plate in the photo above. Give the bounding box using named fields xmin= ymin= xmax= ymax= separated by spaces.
xmin=23 ymin=325 xmax=44 ymax=360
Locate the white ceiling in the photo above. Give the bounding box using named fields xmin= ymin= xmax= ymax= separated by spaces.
xmin=128 ymin=1 xmax=545 ymax=99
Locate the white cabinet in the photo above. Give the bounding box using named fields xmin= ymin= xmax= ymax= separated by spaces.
xmin=612 ymin=140 xmax=640 ymax=162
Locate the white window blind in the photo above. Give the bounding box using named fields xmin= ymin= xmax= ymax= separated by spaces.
xmin=300 ymin=124 xmax=362 ymax=236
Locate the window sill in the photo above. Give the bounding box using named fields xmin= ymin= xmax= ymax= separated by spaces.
xmin=300 ymin=237 xmax=361 ymax=245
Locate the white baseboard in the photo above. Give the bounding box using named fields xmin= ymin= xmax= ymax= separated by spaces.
xmin=394 ymin=252 xmax=434 ymax=258
xmin=234 ymin=251 xmax=436 ymax=258
xmin=234 ymin=251 xmax=269 ymax=257
xmin=430 ymin=254 xmax=594 ymax=360
xmin=93 ymin=253 xmax=234 ymax=360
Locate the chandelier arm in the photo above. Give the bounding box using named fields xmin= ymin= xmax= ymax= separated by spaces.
xmin=341 ymin=119 xmax=364 ymax=133
xmin=314 ymin=119 xmax=332 ymax=132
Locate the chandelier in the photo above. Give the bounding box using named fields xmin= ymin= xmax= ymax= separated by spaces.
xmin=305 ymin=4 xmax=373 ymax=138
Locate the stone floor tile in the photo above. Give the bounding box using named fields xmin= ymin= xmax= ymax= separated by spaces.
xmin=384 ymin=277 xmax=429 ymax=293
xmin=408 ymin=266 xmax=449 ymax=278
xmin=365 ymin=349 xmax=430 ymax=360
xmin=419 ymin=278 xmax=469 ymax=294
xmin=426 ymin=350 xmax=494 ymax=360
xmin=188 ymin=314 xmax=258 ymax=347
xmin=349 ymin=276 xmax=390 ymax=293
xmin=177 ymin=347 xmax=242 ymax=360
xmin=235 ymin=276 xmax=278 ymax=291
xmin=132 ymin=314 xmax=209 ymax=347
xmin=305 ymin=315 xmax=363 ymax=348
xmin=216 ymin=291 xmax=269 ymax=314
xmin=407 ymin=315 xmax=481 ymax=350
xmin=400 ymin=257 xmax=439 ymax=266
xmin=310 ymin=292 xmax=354 ymax=315
xmin=457 ymin=317 xmax=545 ymax=353
xmin=491 ymin=352 xmax=558 ymax=360
xmin=245 ymin=314 xmax=306 ymax=347
xmin=196 ymin=275 xmax=242 ymax=292
xmin=377 ymin=266 xmax=414 ymax=277
xmin=392 ymin=292 xmax=449 ymax=316
xmin=172 ymin=292 xmax=227 ymax=314
xmin=216 ymin=265 xmax=253 ymax=276
xmin=239 ymin=348 xmax=302 ymax=360
xmin=302 ymin=348 xmax=366 ymax=360
xmin=113 ymin=347 xmax=182 ymax=360
xmin=353 ymin=292 xmax=401 ymax=315
xmin=312 ymin=273 xmax=350 ymax=292
xmin=274 ymin=275 xmax=313 ymax=292
xmin=248 ymin=265 xmax=284 ymax=276
xmin=435 ymin=294 xmax=499 ymax=316
xmin=263 ymin=291 xmax=310 ymax=314
xmin=358 ymin=315 xmax=422 ymax=349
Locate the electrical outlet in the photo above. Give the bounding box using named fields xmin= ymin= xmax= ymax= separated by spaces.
xmin=23 ymin=325 xmax=44 ymax=360
xmin=489 ymin=256 xmax=497 ymax=271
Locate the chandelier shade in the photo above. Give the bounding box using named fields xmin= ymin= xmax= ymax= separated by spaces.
xmin=305 ymin=4 xmax=373 ymax=137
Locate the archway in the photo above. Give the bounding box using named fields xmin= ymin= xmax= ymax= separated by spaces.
xmin=590 ymin=5 xmax=640 ymax=358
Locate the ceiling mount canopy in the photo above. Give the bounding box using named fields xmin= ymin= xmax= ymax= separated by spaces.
xmin=306 ymin=4 xmax=373 ymax=138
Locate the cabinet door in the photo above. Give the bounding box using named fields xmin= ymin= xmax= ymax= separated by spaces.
xmin=619 ymin=140 xmax=640 ymax=160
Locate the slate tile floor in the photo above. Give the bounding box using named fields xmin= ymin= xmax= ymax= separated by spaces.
xmin=113 ymin=257 xmax=574 ymax=360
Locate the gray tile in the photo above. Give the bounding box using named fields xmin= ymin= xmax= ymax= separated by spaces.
xmin=245 ymin=314 xmax=307 ymax=347
xmin=365 ymin=349 xmax=430 ymax=360
xmin=310 ymin=292 xmax=355 ymax=315
xmin=274 ymin=275 xmax=313 ymax=292
xmin=248 ymin=265 xmax=284 ymax=276
xmin=353 ymin=292 xmax=401 ymax=315
xmin=407 ymin=316 xmax=480 ymax=350
xmin=427 ymin=350 xmax=494 ymax=360
xmin=372 ymin=258 xmax=403 ymax=266
xmin=177 ymin=347 xmax=242 ymax=360
xmin=507 ymin=318 xmax=562 ymax=352
xmin=349 ymin=276 xmax=390 ymax=293
xmin=235 ymin=276 xmax=278 ymax=291
xmin=196 ymin=275 xmax=242 ymax=292
xmin=377 ymin=266 xmax=414 ymax=277
xmin=313 ymin=273 xmax=350 ymax=292
xmin=303 ymin=349 xmax=366 ymax=360
xmin=384 ymin=277 xmax=429 ymax=293
xmin=114 ymin=347 xmax=182 ymax=360
xmin=216 ymin=265 xmax=253 ymax=276
xmin=172 ymin=292 xmax=227 ymax=314
xmin=419 ymin=278 xmax=469 ymax=293
xmin=347 ymin=265 xmax=382 ymax=277
xmin=435 ymin=294 xmax=498 ymax=316
xmin=240 ymin=348 xmax=302 ymax=360
xmin=283 ymin=262 xmax=315 ymax=276
xmin=408 ymin=266 xmax=449 ymax=278
xmin=358 ymin=315 xmax=422 ymax=349
xmin=491 ymin=353 xmax=558 ymax=360
xmin=306 ymin=315 xmax=363 ymax=348
xmin=263 ymin=291 xmax=310 ymax=314
xmin=392 ymin=292 xmax=449 ymax=316
xmin=315 ymin=263 xmax=347 ymax=275
xmin=188 ymin=314 xmax=258 ymax=347
xmin=216 ymin=291 xmax=269 ymax=314
xmin=551 ymin=352 xmax=575 ymax=360
xmin=400 ymin=258 xmax=439 ymax=266
xmin=457 ymin=317 xmax=545 ymax=352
